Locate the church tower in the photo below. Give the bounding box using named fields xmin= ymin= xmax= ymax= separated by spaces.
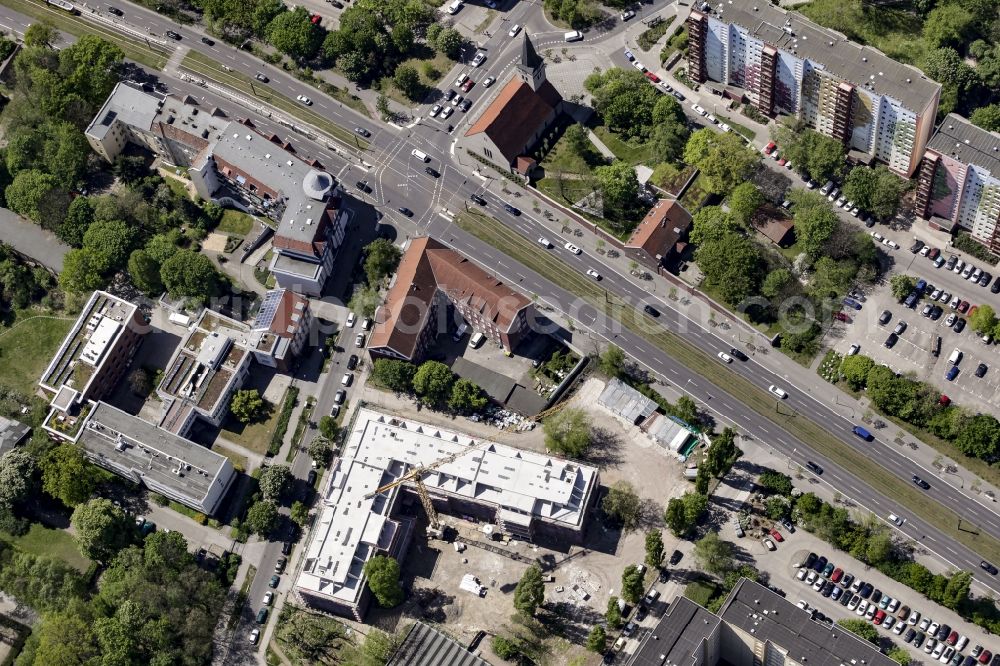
xmin=516 ymin=33 xmax=546 ymax=93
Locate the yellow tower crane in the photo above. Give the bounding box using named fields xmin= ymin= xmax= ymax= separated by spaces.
xmin=364 ymin=438 xmax=492 ymax=536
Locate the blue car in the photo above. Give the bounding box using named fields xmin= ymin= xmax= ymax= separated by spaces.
xmin=504 ymin=204 xmax=521 ymax=216
xmin=945 ymin=366 xmax=959 ymax=381
xmin=843 ymin=297 xmax=862 ymax=310
xmin=915 ymin=279 xmax=927 ymax=292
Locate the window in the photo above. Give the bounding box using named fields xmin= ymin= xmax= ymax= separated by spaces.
xmin=483 ymin=147 xmax=493 ymax=159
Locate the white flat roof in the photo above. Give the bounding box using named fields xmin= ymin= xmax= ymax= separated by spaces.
xmin=296 ymin=407 xmax=598 ymax=606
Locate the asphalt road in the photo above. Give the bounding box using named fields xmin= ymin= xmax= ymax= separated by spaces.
xmin=5 ymin=0 xmax=1000 ymax=630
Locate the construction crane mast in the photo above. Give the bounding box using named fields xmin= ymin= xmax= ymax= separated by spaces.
xmin=365 ymin=439 xmax=491 ymax=535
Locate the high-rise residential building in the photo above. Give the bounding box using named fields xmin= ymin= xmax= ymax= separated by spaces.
xmin=914 ymin=114 xmax=1000 ymax=253
xmin=686 ymin=0 xmax=940 ymax=176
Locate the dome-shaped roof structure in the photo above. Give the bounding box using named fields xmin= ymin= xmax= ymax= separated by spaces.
xmin=302 ymin=169 xmax=333 ymax=200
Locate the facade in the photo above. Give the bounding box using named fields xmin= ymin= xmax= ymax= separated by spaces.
xmin=85 ymin=85 xmax=347 ymax=296
xmin=39 ymin=291 xmax=147 ymax=411
xmin=464 ymin=34 xmax=564 ymax=177
xmin=295 ymin=407 xmax=599 ymax=620
xmin=914 ymin=114 xmax=1000 ymax=253
xmin=630 ymin=578 xmax=898 ymax=666
xmin=686 ymin=1 xmax=940 ymax=176
xmin=624 ymin=200 xmax=692 ymax=272
xmin=367 ymin=237 xmax=534 ymax=362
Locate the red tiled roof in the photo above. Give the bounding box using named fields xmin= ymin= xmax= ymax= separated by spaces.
xmin=269 ymin=290 xmax=309 ymax=338
xmin=757 ymin=217 xmax=794 ymax=245
xmin=465 ymin=78 xmax=561 ymax=164
xmin=625 ymin=200 xmax=692 ymax=257
xmin=369 ymin=237 xmax=531 ymax=359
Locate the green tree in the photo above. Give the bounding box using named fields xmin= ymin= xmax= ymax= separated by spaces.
xmin=492 ymin=635 xmax=519 ymax=660
xmin=665 ymin=492 xmax=707 ymax=537
xmin=727 ymin=182 xmax=763 ymax=225
xmin=71 ymin=498 xmax=131 ymax=562
xmin=922 ymin=47 xmax=980 ymax=116
xmin=693 ymin=532 xmax=735 ymax=575
xmin=127 ymin=249 xmax=163 ymax=295
xmin=308 ymin=435 xmax=332 ymax=463
xmin=542 ymin=408 xmax=592 ymax=458
xmin=371 ymin=358 xmax=417 ymax=392
xmin=672 ymin=396 xmax=700 ymax=426
xmin=602 ymin=481 xmax=642 ymax=532
xmin=606 ymin=596 xmax=623 ymax=628
xmin=781 ymin=129 xmax=846 ymax=183
xmin=586 ymin=625 xmax=607 ymax=653
xmin=40 ymin=444 xmax=103 ymax=507
xmin=599 ymin=345 xmax=626 ymax=378
xmin=795 ymin=205 xmax=838 ymax=258
xmin=690 ymin=206 xmax=746 ymax=244
xmin=955 ymin=414 xmax=1000 ymax=459
xmin=761 ymin=268 xmax=792 ymax=299
xmin=969 ymin=304 xmax=997 ymax=335
xmin=971 ymin=104 xmax=1000 ymax=132
xmin=30 ymin=609 xmax=99 ymax=664
xmin=435 ymin=27 xmax=463 ymax=59
xmin=683 ymin=128 xmax=760 ymax=195
xmin=837 ymin=618 xmax=880 ymax=644
xmin=594 ymin=160 xmax=639 ymax=225
xmin=840 ymin=355 xmax=874 ymax=390
xmin=620 ymin=564 xmax=644 ymax=603
xmin=58 ymin=196 xmax=95 ymax=247
xmin=448 ymin=378 xmax=488 ymax=413
xmin=290 ymin=500 xmax=310 ymax=527
xmin=230 ymin=389 xmax=266 ymax=424
xmin=266 ymin=6 xmax=323 ymax=61
xmin=113 ymin=154 xmax=148 ymax=184
xmin=364 ymin=238 xmax=403 ymax=286
xmin=0 ymin=448 xmax=36 ymax=509
xmin=245 ymin=499 xmax=279 ymax=536
xmin=258 ymin=465 xmax=292 ymax=500
xmin=765 ymin=496 xmax=789 ymax=519
xmin=160 ymin=249 xmax=222 ymax=301
xmin=695 ymin=231 xmax=762 ymax=306
xmin=652 ymin=94 xmax=686 ymax=126
xmin=392 ymin=64 xmax=422 ymax=100
xmin=645 ymin=530 xmax=665 ymax=568
xmin=82 ymin=219 xmax=136 ymax=273
xmin=941 ymin=571 xmax=972 ymax=610
xmin=348 ymin=284 xmax=381 ymax=318
xmin=583 ymin=68 xmax=662 ymax=139
xmin=24 ymin=21 xmax=57 ymax=47
xmin=412 ymin=360 xmax=455 ymax=406
xmin=58 ymin=35 xmax=125 ymax=108
xmin=757 ymin=470 xmax=793 ymax=495
xmin=886 ymin=646 xmax=911 ymax=666
xmin=649 ymin=117 xmax=691 ymax=164
xmin=513 ymin=564 xmax=545 ymax=616
xmin=695 ymin=465 xmax=711 ymax=494
xmin=364 ymin=554 xmax=405 ymax=607
xmin=890 ymin=275 xmax=917 ymax=301
xmin=5 ymin=169 xmax=61 ymax=224
xmin=705 ymin=428 xmax=740 ymax=477
xmin=59 ymin=248 xmax=109 ymax=293
xmin=922 ymin=3 xmax=974 ymax=48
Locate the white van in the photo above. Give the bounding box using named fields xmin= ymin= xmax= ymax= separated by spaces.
xmin=564 ymin=30 xmax=583 ymax=42
xmin=446 ymin=0 xmax=462 ymax=14
xmin=411 ymin=148 xmax=429 ymax=163
xmin=948 ymin=348 xmax=963 ymax=365
xmin=470 ymin=332 xmax=486 ymax=348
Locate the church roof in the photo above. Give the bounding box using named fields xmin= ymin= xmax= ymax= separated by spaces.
xmin=464 ymin=78 xmax=560 ymax=164
xmin=521 ymin=33 xmax=543 ymax=70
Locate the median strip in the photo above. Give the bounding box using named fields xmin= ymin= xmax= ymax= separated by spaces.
xmin=1 ymin=0 xmax=170 ymax=69
xmin=181 ymin=50 xmax=369 ymax=151
xmin=456 ymin=210 xmax=1000 ymax=565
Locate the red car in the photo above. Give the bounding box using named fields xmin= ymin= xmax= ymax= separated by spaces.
xmin=873 ymin=610 xmax=886 ymax=625
xmin=310 ymin=13 xmax=321 ymax=23
xmin=769 ymin=528 xmax=784 ymax=542
xmin=959 ymin=300 xmax=970 ymax=313
xmin=928 ymin=247 xmax=941 ymax=259
xmin=777 ymin=158 xmax=787 ymax=167
xmin=947 ymin=631 xmax=959 ymax=646
xmin=644 ymin=71 xmax=661 ymax=83
xmin=939 ymin=394 xmax=951 ymax=406
xmin=979 ymin=651 xmax=992 ymax=664
xmin=763 ymin=141 xmax=776 ymax=155
xmin=461 ymin=78 xmax=475 ymax=92
xmin=834 ymin=311 xmax=851 ymax=322
xmin=830 ymin=567 xmax=843 ymax=583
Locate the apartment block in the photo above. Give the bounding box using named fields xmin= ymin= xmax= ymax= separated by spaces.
xmin=86 ymin=84 xmax=348 ymax=296
xmin=915 ymin=114 xmax=1000 ymax=253
xmin=630 ymin=578 xmax=898 ymax=666
xmin=368 ymin=237 xmax=534 ymax=362
xmin=295 ymin=407 xmax=598 ymax=621
xmin=686 ymin=0 xmax=940 ymax=176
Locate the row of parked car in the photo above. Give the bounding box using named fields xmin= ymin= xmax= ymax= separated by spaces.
xmin=796 ymin=552 xmax=997 ymax=665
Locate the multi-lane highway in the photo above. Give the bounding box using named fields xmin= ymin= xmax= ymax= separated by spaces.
xmin=4 ymin=0 xmax=1000 ymax=612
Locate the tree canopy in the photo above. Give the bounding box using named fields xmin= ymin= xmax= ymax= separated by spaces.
xmin=40 ymin=443 xmax=104 ymax=507
xmin=160 ymin=249 xmax=222 ymax=302
xmin=843 ymin=166 xmax=904 ymax=221
xmin=364 ymin=555 xmax=405 ymax=607
xmin=542 ymin=408 xmax=592 ymax=458
xmin=70 ymin=498 xmax=132 ymax=562
xmin=583 ymin=68 xmax=664 ymax=139
xmin=683 ymin=128 xmax=760 ymax=195
xmin=364 ymin=238 xmax=403 ymax=286
xmin=230 ymin=389 xmax=266 ymax=424
xmin=602 ymin=481 xmax=642 ymax=532
xmin=412 ymin=360 xmax=455 ymax=406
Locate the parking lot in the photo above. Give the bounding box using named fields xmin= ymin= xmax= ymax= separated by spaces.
xmin=830 ymin=246 xmax=1000 ymax=414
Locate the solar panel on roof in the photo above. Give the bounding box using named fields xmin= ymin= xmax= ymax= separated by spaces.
xmin=253 ymin=290 xmax=283 ymax=329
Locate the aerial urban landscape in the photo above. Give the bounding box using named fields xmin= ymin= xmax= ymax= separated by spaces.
xmin=1 ymin=0 xmax=1000 ymax=664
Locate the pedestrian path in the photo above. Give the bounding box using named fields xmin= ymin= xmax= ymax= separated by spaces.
xmin=586 ymin=129 xmax=616 ymax=161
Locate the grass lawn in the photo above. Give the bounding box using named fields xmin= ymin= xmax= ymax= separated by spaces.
xmin=219 ymin=391 xmax=285 ymax=456
xmin=798 ymin=0 xmax=924 ymax=65
xmin=217 ymin=209 xmax=256 ymax=237
xmin=591 ymin=125 xmax=656 ymax=166
xmin=0 ymin=523 xmax=90 ymax=573
xmin=181 ymin=51 xmax=369 ymax=150
xmin=213 ymin=444 xmax=249 ymax=473
xmin=1 ymin=0 xmax=169 ymax=70
xmin=725 ymin=119 xmax=756 ymax=142
xmin=381 ymin=52 xmax=455 ymax=107
xmin=456 ymin=208 xmax=1000 ymax=565
xmin=163 ymin=174 xmax=192 ymax=201
xmin=0 ymin=314 xmax=74 ymax=394
xmin=684 ymin=580 xmax=720 ymax=608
